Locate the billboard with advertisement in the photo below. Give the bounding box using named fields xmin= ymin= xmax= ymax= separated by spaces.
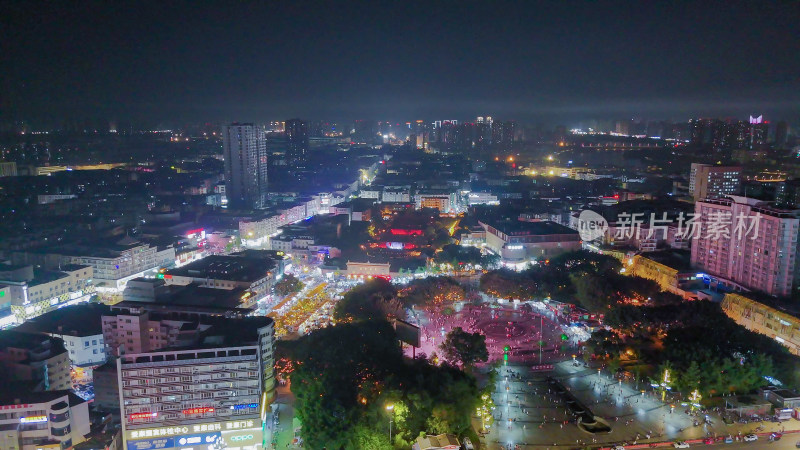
xmin=127 ymin=432 xmax=221 ymax=450
xmin=222 ymin=427 xmax=263 ymax=447
xmin=175 ymin=432 xmax=220 ymax=447
xmin=126 ymin=419 xmax=261 ymax=449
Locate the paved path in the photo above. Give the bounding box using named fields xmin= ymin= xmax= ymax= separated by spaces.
xmin=482 ymin=360 xmax=800 ymax=449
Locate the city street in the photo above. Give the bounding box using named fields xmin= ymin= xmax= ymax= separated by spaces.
xmin=268 ymin=282 xmax=331 ymax=338
xmin=268 ymin=383 xmax=302 ymax=449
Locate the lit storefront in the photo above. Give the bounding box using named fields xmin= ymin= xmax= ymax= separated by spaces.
xmin=125 ymin=419 xmax=263 ymax=450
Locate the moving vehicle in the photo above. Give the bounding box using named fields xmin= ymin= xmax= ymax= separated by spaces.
xmin=673 ymin=441 xmax=690 ymax=448
xmin=743 ymin=434 xmax=758 ymax=442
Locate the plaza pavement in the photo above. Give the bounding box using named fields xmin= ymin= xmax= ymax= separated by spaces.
xmin=481 ymin=359 xmax=800 ymax=450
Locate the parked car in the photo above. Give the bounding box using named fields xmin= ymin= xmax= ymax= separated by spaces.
xmin=743 ymin=434 xmax=758 ymax=442
xmin=673 ymin=441 xmax=690 ymax=448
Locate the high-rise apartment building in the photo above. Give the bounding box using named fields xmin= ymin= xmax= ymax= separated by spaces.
xmin=284 ymin=118 xmax=309 ymax=164
xmin=690 ymin=196 xmax=800 ymax=297
xmin=118 ymin=317 xmax=275 ymax=450
xmin=688 ymin=163 xmax=742 ymax=201
xmin=223 ymin=123 xmax=269 ymax=210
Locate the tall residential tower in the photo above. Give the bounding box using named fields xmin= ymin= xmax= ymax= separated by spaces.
xmin=223 ymin=123 xmax=269 ymax=209
xmin=284 ymin=118 xmax=309 ymax=164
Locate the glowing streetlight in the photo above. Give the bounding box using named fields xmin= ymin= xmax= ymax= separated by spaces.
xmin=386 ymin=404 xmax=394 ymax=443
xmin=689 ymin=389 xmax=702 ymax=412
xmin=660 ymin=369 xmax=671 ymax=401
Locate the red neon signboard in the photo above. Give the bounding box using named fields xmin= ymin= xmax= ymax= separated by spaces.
xmin=183 ymin=407 xmax=214 ymax=415
xmin=130 ymin=412 xmax=157 ymax=420
xmin=389 ymin=228 xmax=423 ymax=236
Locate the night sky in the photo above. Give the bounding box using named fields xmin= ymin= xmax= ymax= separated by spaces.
xmin=3 ymin=0 xmax=799 ymax=125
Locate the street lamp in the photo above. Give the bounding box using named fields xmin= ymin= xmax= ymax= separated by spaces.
xmin=660 ymin=369 xmax=671 ymax=402
xmin=386 ymin=404 xmax=394 ymax=444
xmin=689 ymin=389 xmax=702 ymax=412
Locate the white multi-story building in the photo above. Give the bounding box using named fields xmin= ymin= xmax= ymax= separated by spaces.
xmin=0 ymin=264 xmax=94 ymax=326
xmin=480 ymin=220 xmax=582 ymax=269
xmin=278 ymin=203 xmax=308 ymax=225
xmin=240 ymin=214 xmax=282 ymax=248
xmin=382 ymin=186 xmax=411 ymax=203
xmin=14 ymin=303 xmax=108 ymax=369
xmin=119 ymin=318 xmax=275 ymax=450
xmin=467 ymin=192 xmax=499 ymax=206
xmin=359 ymin=186 xmax=381 ymax=200
xmin=0 ymin=390 xmax=91 ymax=450
xmin=163 ymin=254 xmax=277 ymax=301
xmin=65 ymin=240 xmax=175 ymax=292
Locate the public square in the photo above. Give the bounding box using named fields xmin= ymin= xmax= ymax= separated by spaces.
xmin=411 ymin=302 xmax=567 ymax=364
xmin=483 ymin=359 xmax=800 ymax=449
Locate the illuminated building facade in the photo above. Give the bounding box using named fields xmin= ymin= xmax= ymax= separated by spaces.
xmin=223 ymin=123 xmax=269 ymax=210
xmin=284 ymin=118 xmax=309 ymax=164
xmin=722 ymin=292 xmax=800 ymax=355
xmin=119 ymin=318 xmax=275 ymax=450
xmin=690 ymin=196 xmax=800 ymax=296
xmin=0 ymin=264 xmax=94 ymax=327
xmin=163 ymin=254 xmax=277 ymax=302
xmin=688 ymin=163 xmax=742 ymax=201
xmin=0 ymin=390 xmax=91 ymax=450
xmin=480 ymin=220 xmax=582 ymax=269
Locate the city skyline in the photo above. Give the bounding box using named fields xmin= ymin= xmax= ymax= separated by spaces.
xmin=4 ymin=2 xmax=800 ymax=450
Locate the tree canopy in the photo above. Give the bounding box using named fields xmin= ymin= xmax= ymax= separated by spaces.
xmin=288 ymin=321 xmax=480 ymax=449
xmin=333 ymin=278 xmax=403 ymax=322
xmin=439 ymin=326 xmax=489 ymax=369
xmin=590 ymin=300 xmax=800 ymax=397
xmin=274 ymin=274 xmax=303 ymax=297
xmin=434 ymin=244 xmax=498 ymax=268
xmin=398 ymin=276 xmax=465 ymax=308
